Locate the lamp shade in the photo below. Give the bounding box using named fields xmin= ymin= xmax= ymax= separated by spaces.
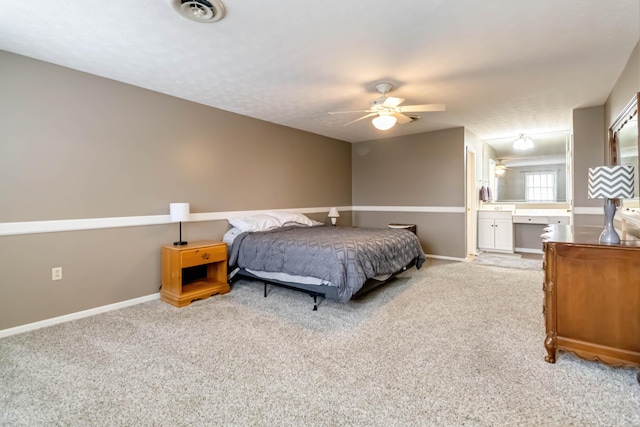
xmin=328 ymin=207 xmax=340 ymax=218
xmin=169 ymin=203 xmax=190 ymax=222
xmin=372 ymin=115 xmax=397 ymax=130
xmin=588 ymin=166 xmax=635 ymax=199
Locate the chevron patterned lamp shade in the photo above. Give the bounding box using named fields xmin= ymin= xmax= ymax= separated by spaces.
xmin=588 ymin=165 xmax=635 ymax=199
xmin=587 ymin=165 xmax=635 ymax=244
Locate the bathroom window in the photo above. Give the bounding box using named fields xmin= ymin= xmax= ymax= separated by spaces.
xmin=525 ymin=172 xmax=556 ymax=202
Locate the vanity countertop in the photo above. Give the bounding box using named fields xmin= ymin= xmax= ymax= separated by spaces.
xmin=478 ymin=204 xmax=516 ymax=212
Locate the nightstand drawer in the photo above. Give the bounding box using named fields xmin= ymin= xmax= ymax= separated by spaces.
xmin=181 ymin=245 xmax=226 ymax=268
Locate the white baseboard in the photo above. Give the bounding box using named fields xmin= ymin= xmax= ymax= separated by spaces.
xmin=425 ymin=254 xmax=466 ymax=262
xmin=0 ymin=293 xmax=160 ymax=339
xmin=515 ymin=247 xmax=544 ymax=254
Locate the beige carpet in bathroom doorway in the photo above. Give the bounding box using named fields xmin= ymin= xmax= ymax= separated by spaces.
xmin=471 ymin=251 xmax=543 ymax=270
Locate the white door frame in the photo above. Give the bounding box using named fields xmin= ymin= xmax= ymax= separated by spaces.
xmin=466 ymin=147 xmax=477 ymax=259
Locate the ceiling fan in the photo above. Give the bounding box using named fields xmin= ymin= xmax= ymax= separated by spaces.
xmin=495 ymin=159 xmax=513 ymax=175
xmin=329 ymin=83 xmax=446 ymax=130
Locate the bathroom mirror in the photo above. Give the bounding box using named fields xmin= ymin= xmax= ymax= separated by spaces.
xmin=483 ymin=131 xmax=569 ymax=203
xmin=609 ymin=93 xmax=639 ymax=209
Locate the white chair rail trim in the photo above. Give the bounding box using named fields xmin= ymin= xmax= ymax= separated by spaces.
xmin=0 ymin=205 xmax=464 ymax=236
xmin=353 ymin=206 xmax=465 ymax=213
xmin=572 ymin=207 xmax=606 ymax=215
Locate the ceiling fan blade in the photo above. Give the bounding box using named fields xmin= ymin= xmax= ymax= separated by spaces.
xmin=344 ymin=112 xmax=378 ymax=126
xmin=382 ymin=97 xmax=405 ymax=108
xmin=328 ymin=109 xmax=373 ymax=114
xmin=392 ymin=112 xmax=412 ymax=124
xmin=398 ymin=103 xmax=446 ymax=113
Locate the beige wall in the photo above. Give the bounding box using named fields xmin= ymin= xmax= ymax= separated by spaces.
xmin=573 ymin=39 xmax=640 ymax=226
xmin=351 ymin=128 xmax=466 ymax=259
xmin=0 ymin=51 xmax=351 ymax=221
xmin=514 ymin=224 xmax=546 ymax=252
xmin=352 ymin=128 xmax=465 ymax=206
xmin=0 ymin=51 xmax=352 ymax=330
xmin=572 ymin=105 xmax=606 ymax=226
xmin=605 ymin=41 xmax=640 ymax=144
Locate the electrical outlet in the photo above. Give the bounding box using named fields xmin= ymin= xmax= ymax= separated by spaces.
xmin=52 ymin=267 xmax=62 ymax=281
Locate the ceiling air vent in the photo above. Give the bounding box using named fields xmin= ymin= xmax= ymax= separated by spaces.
xmin=173 ymin=0 xmax=226 ymax=23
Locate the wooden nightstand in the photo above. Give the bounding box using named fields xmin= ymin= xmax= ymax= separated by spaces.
xmin=161 ymin=240 xmax=230 ymax=307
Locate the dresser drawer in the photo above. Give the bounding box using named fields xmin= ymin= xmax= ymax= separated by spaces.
xmin=181 ymin=245 xmax=226 ymax=268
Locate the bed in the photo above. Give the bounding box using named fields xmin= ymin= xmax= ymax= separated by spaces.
xmin=226 ymin=212 xmax=426 ymax=309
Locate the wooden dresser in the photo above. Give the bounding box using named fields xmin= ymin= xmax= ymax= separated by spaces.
xmin=542 ymin=225 xmax=640 ymax=383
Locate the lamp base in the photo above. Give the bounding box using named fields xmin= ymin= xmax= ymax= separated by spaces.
xmin=599 ymin=199 xmax=620 ymax=245
xmin=173 ymin=221 xmax=188 ymax=246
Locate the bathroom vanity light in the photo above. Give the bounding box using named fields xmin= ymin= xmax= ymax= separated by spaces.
xmin=513 ymin=134 xmax=534 ymax=150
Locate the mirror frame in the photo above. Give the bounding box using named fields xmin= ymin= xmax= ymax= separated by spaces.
xmin=609 ymin=92 xmax=639 ymax=165
xmin=608 ymin=92 xmax=639 ymax=206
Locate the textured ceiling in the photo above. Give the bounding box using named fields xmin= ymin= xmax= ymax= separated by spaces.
xmin=0 ymin=1 xmax=638 ymax=143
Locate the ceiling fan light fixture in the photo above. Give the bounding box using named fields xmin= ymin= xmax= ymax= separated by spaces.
xmin=372 ymin=114 xmax=397 ymax=130
xmin=329 ymin=83 xmax=445 ymax=128
xmin=513 ymin=134 xmax=534 ymax=150
xmin=495 ymin=164 xmax=507 ymax=175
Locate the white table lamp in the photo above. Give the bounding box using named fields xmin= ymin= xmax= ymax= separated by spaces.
xmin=587 ymin=165 xmax=635 ymax=244
xmin=170 ymin=203 xmax=190 ymax=246
xmin=328 ymin=207 xmax=340 ymax=226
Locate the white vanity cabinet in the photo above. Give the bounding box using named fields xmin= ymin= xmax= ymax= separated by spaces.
xmin=478 ymin=210 xmax=514 ymax=253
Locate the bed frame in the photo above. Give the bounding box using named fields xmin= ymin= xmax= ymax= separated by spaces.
xmin=230 ymin=258 xmax=418 ymax=310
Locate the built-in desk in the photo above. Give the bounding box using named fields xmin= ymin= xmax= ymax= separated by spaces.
xmin=512 ymin=209 xmax=571 ymax=253
xmin=542 ymin=225 xmax=640 ymax=384
xmin=513 ymin=209 xmax=571 ymax=225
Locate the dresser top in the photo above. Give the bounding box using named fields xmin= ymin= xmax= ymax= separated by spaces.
xmin=543 ymin=225 xmax=640 ymax=248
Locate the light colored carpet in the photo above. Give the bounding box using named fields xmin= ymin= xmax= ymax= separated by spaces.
xmin=1 ymin=261 xmax=638 ymax=426
xmin=471 ymin=252 xmax=543 ymax=270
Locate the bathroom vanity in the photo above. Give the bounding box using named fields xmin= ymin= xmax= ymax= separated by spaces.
xmin=478 ymin=205 xmax=571 ymax=253
xmin=478 ymin=208 xmax=514 ymax=253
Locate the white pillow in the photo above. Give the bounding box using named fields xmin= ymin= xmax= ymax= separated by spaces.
xmin=228 ymin=214 xmax=281 ymax=232
xmin=222 ymin=227 xmax=244 ymax=246
xmin=267 ymin=211 xmax=320 ymax=227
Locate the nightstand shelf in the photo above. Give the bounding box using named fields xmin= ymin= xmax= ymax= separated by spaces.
xmin=161 ymin=240 xmax=230 ymax=307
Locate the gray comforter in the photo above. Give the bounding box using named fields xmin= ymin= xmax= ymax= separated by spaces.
xmin=229 ymin=225 xmax=426 ymax=302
